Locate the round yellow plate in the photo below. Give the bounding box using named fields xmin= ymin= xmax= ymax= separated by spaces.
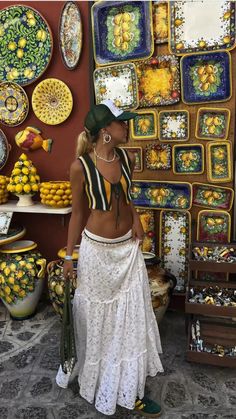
xmin=0 ymin=239 xmax=37 ymax=253
xmin=57 ymin=245 xmax=79 ymax=260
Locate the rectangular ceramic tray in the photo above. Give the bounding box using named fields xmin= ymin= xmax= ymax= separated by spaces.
xmin=131 ymin=180 xmax=192 ymax=210
xmin=195 ymin=107 xmax=230 ymax=140
xmin=136 ymin=208 xmax=155 ymax=253
xmin=197 ymin=209 xmax=231 ymax=243
xmin=158 ymin=110 xmax=189 ymax=142
xmin=160 ymin=210 xmax=191 ymax=292
xmin=153 ymin=1 xmax=168 ymax=44
xmin=169 ymin=1 xmax=236 ymax=55
xmin=93 ymin=63 xmax=139 ymax=110
xmin=180 ymin=51 xmax=232 ymax=104
xmin=192 ymin=182 xmax=234 ymax=211
xmin=206 ymin=141 xmax=232 ymax=183
xmin=136 ymin=55 xmax=180 ymax=107
xmin=173 ymin=144 xmax=204 ymax=175
xmin=145 ymin=144 xmax=171 ymax=170
xmin=120 ymin=146 xmax=143 ymax=172
xmin=129 ymin=109 xmax=158 ymax=140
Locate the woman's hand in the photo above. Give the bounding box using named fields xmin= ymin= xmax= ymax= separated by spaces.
xmin=63 ymin=260 xmax=74 ymax=281
xmin=132 ymin=215 xmax=144 ymax=244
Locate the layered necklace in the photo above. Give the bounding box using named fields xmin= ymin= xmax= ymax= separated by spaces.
xmin=94 ymin=147 xmax=118 ymax=163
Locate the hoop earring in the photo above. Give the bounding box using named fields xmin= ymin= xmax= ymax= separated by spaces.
xmin=103 ymin=133 xmax=111 ymax=144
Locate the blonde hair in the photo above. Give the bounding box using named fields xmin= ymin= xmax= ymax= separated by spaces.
xmin=76 ymin=130 xmax=94 ymax=158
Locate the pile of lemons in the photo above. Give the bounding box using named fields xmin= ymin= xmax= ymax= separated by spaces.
xmin=40 ymin=181 xmax=72 ymax=208
xmin=0 ymin=176 xmax=10 ymax=204
xmin=7 ymin=153 xmax=40 ymax=195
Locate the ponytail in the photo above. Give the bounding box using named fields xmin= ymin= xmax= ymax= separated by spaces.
xmin=75 ymin=130 xmax=93 ymax=158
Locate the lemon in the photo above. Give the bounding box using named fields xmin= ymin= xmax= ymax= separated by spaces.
xmin=0 ymin=262 xmax=6 ymax=269
xmin=22 ymin=175 xmax=29 ymax=184
xmin=32 ymin=184 xmax=39 ymax=192
xmin=19 ymin=290 xmax=26 ymax=297
xmin=57 ymin=200 xmax=64 ymax=207
xmin=56 ymin=189 xmax=64 ymax=196
xmin=31 ymin=167 xmax=37 ymax=174
xmin=20 ymin=153 xmax=27 ymax=161
xmin=50 ymin=189 xmax=55 ymax=195
xmin=12 ymin=168 xmax=21 ymax=175
xmin=18 ymin=38 xmax=26 ymax=48
xmin=17 ymin=271 xmax=24 ymax=279
xmin=10 ymin=263 xmax=16 ymax=272
xmin=35 ymin=175 xmax=40 ymax=181
xmin=43 ymin=188 xmax=50 ymax=195
xmin=24 ymin=160 xmax=30 ymax=167
xmin=54 ymin=195 xmax=60 ymax=202
xmin=45 ymin=200 xmax=50 ymax=205
xmin=30 ymin=175 xmax=36 ymax=183
xmin=49 ymin=200 xmax=56 ymax=206
xmin=5 ymin=296 xmax=12 ymax=304
xmin=22 ymin=167 xmax=29 ymax=175
xmin=4 ymin=286 xmax=11 ymax=295
xmin=46 ymin=194 xmax=53 ymax=200
xmin=62 ymin=195 xmax=67 ymax=200
xmin=52 ymin=184 xmax=58 ymax=189
xmin=15 ymin=184 xmax=23 ymax=193
xmin=8 ymin=277 xmax=15 ymax=285
xmin=63 ymin=199 xmax=69 ymax=206
xmin=23 ymin=184 xmax=31 ymax=193
xmin=65 ymin=189 xmax=71 ymax=196
xmin=13 ymin=284 xmax=20 ymax=292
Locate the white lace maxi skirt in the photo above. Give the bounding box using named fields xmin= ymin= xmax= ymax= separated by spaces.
xmin=73 ymin=228 xmax=164 ymax=416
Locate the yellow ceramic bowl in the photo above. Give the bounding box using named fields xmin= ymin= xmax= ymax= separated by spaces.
xmin=40 ymin=180 xmax=72 ymax=208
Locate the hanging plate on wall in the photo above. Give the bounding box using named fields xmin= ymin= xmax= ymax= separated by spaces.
xmin=32 ymin=78 xmax=73 ymax=125
xmin=0 ymin=129 xmax=10 ymax=171
xmin=0 ymin=82 xmax=29 ymax=127
xmin=0 ymin=5 xmax=53 ymax=86
xmin=59 ymin=1 xmax=83 ymax=70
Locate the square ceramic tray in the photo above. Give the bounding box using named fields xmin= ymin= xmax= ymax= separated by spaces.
xmin=136 ymin=208 xmax=155 ymax=253
xmin=173 ymin=144 xmax=204 ymax=175
xmin=129 ymin=109 xmax=158 ymax=140
xmin=91 ymin=1 xmax=154 ymax=65
xmin=158 ymin=110 xmax=189 ymax=141
xmin=120 ymin=146 xmax=143 ymax=172
xmin=160 ymin=210 xmax=191 ymax=292
xmin=131 ymin=180 xmax=192 ymax=210
xmin=145 ymin=144 xmax=171 ymax=170
xmin=206 ymin=141 xmax=232 ymax=183
xmin=195 ymin=107 xmax=230 ymax=140
xmin=153 ymin=1 xmax=168 ymax=44
xmin=169 ymin=1 xmax=236 ymax=55
xmin=180 ymin=52 xmax=232 ymax=104
xmin=94 ymin=63 xmax=138 ymax=110
xmin=193 ymin=183 xmax=234 ymax=211
xmin=197 ymin=209 xmax=231 ymax=243
xmin=136 ymin=55 xmax=180 ymax=107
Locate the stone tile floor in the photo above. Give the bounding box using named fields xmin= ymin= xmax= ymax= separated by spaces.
xmin=0 ymin=300 xmax=236 ymax=419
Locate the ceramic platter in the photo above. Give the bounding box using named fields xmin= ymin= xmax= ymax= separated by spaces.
xmin=206 ymin=141 xmax=232 ymax=183
xmin=145 ymin=144 xmax=171 ymax=170
xmin=91 ymin=0 xmax=153 ymax=65
xmin=32 ymin=78 xmax=73 ymax=125
xmin=153 ymin=1 xmax=168 ymax=44
xmin=129 ymin=109 xmax=158 ymax=140
xmin=59 ymin=1 xmax=82 ymax=70
xmin=120 ymin=146 xmax=143 ymax=172
xmin=0 ymin=5 xmax=53 ymax=86
xmin=0 ymin=239 xmax=37 ymax=253
xmin=173 ymin=144 xmax=204 ymax=175
xmin=94 ymin=63 xmax=138 ymax=110
xmin=0 ymin=129 xmax=10 ymax=171
xmin=181 ymin=52 xmax=231 ymax=104
xmin=195 ymin=107 xmax=230 ymax=140
xmin=136 ymin=208 xmax=155 ymax=253
xmin=169 ymin=1 xmax=236 ymax=55
xmin=136 ymin=55 xmax=180 ymax=107
xmin=131 ymin=181 xmax=192 ymax=210
xmin=197 ymin=210 xmax=231 ymax=243
xmin=160 ymin=210 xmax=190 ymax=292
xmin=159 ymin=110 xmax=189 ymax=141
xmin=0 ymin=225 xmax=26 ymax=246
xmin=192 ymin=182 xmax=234 ymax=211
xmin=0 ymin=82 xmax=29 ymax=127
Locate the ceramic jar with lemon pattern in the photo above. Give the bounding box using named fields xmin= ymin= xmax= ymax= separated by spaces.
xmin=40 ymin=181 xmax=72 ymax=208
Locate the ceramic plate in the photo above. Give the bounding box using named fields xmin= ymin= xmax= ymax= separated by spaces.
xmin=120 ymin=146 xmax=143 ymax=172
xmin=206 ymin=141 xmax=232 ymax=183
xmin=136 ymin=208 xmax=155 ymax=253
xmin=91 ymin=1 xmax=153 ymax=65
xmin=160 ymin=210 xmax=190 ymax=292
xmin=0 ymin=225 xmax=26 ymax=246
xmin=153 ymin=1 xmax=168 ymax=44
xmin=131 ymin=180 xmax=192 ymax=210
xmin=195 ymin=107 xmax=230 ymax=140
xmin=0 ymin=5 xmax=53 ymax=86
xmin=94 ymin=63 xmax=138 ymax=109
xmin=181 ymin=52 xmax=232 ymax=104
xmin=32 ymin=78 xmax=73 ymax=125
xmin=173 ymin=144 xmax=204 ymax=175
xmin=0 ymin=82 xmax=29 ymax=127
xmin=197 ymin=209 xmax=231 ymax=243
xmin=169 ymin=1 xmax=236 ymax=55
xmin=193 ymin=183 xmax=234 ymax=211
xmin=0 ymin=239 xmax=37 ymax=253
xmin=145 ymin=144 xmax=171 ymax=170
xmin=136 ymin=55 xmax=180 ymax=107
xmin=0 ymin=129 xmax=10 ymax=171
xmin=129 ymin=109 xmax=158 ymax=140
xmin=59 ymin=1 xmax=82 ymax=70
xmin=159 ymin=110 xmax=189 ymax=141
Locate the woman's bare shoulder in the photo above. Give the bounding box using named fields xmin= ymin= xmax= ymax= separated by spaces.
xmin=70 ymin=158 xmax=84 ymax=174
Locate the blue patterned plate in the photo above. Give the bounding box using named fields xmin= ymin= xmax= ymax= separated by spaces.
xmin=91 ymin=0 xmax=153 ymax=65
xmin=173 ymin=144 xmax=204 ymax=175
xmin=181 ymin=52 xmax=231 ymax=104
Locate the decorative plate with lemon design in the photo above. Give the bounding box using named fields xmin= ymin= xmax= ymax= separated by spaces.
xmin=0 ymin=239 xmax=37 ymax=253
xmin=206 ymin=141 xmax=232 ymax=183
xmin=129 ymin=109 xmax=158 ymax=140
xmin=32 ymin=79 xmax=73 ymax=125
xmin=145 ymin=144 xmax=171 ymax=170
xmin=192 ymin=182 xmax=234 ymax=211
xmin=159 ymin=110 xmax=189 ymax=142
xmin=197 ymin=209 xmax=231 ymax=243
xmin=0 ymin=82 xmax=29 ymax=127
xmin=0 ymin=5 xmax=53 ymax=86
xmin=173 ymin=144 xmax=204 ymax=175
xmin=195 ymin=107 xmax=230 ymax=140
xmin=0 ymin=225 xmax=26 ymax=246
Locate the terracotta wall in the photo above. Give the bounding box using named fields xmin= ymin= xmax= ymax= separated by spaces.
xmin=0 ymin=1 xmax=90 ymax=261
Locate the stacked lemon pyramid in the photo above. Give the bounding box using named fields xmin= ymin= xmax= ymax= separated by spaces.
xmin=39 ymin=181 xmax=72 ymax=208
xmin=0 ymin=176 xmax=10 ymax=204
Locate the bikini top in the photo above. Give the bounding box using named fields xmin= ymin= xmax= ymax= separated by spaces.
xmin=78 ymin=147 xmax=132 ymax=212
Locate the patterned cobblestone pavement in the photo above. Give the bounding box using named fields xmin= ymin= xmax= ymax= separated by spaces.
xmin=0 ymin=300 xmax=236 ymax=419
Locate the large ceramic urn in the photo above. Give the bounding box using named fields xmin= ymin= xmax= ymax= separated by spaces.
xmin=0 ymin=240 xmax=46 ymax=319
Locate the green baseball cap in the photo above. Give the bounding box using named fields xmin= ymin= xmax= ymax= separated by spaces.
xmin=84 ymin=99 xmax=138 ymax=136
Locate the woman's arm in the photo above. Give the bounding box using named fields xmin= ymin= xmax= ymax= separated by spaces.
xmin=127 ymin=151 xmax=144 ymax=242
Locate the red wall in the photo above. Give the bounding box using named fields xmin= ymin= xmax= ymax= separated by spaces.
xmin=0 ymin=1 xmax=90 ymax=262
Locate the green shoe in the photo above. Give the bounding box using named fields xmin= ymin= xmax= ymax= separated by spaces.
xmin=133 ymin=396 xmax=162 ymax=417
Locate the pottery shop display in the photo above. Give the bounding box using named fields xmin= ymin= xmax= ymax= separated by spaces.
xmin=15 ymin=126 xmax=53 ymax=153
xmin=0 ymin=240 xmax=46 ymax=319
xmin=40 ymin=181 xmax=72 ymax=208
xmin=0 ymin=175 xmax=10 ymax=204
xmin=129 ymin=109 xmax=158 ymax=140
xmin=206 ymin=141 xmax=232 ymax=183
xmin=158 ymin=110 xmax=189 ymax=142
xmin=91 ymin=0 xmax=153 ymax=65
xmin=59 ymin=1 xmax=83 ymax=70
xmin=0 ymin=82 xmax=29 ymax=127
xmin=0 ymin=5 xmax=53 ymax=86
xmin=7 ymin=153 xmax=40 ymax=206
xmin=195 ymin=108 xmax=230 ymax=141
xmin=32 ymin=78 xmax=73 ymax=125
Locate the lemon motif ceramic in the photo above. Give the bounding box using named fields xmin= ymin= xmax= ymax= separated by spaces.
xmin=40 ymin=181 xmax=72 ymax=208
xmin=0 ymin=82 xmax=29 ymax=126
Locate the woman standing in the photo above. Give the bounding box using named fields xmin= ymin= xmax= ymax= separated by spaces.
xmin=63 ymin=100 xmax=163 ymax=417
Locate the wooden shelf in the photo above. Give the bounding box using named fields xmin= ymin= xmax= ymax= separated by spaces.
xmin=185 ymin=302 xmax=236 ymax=317
xmin=186 ymin=350 xmax=236 ymax=367
xmin=0 ymin=201 xmax=72 ymax=215
xmin=189 ymin=259 xmax=236 ymax=273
